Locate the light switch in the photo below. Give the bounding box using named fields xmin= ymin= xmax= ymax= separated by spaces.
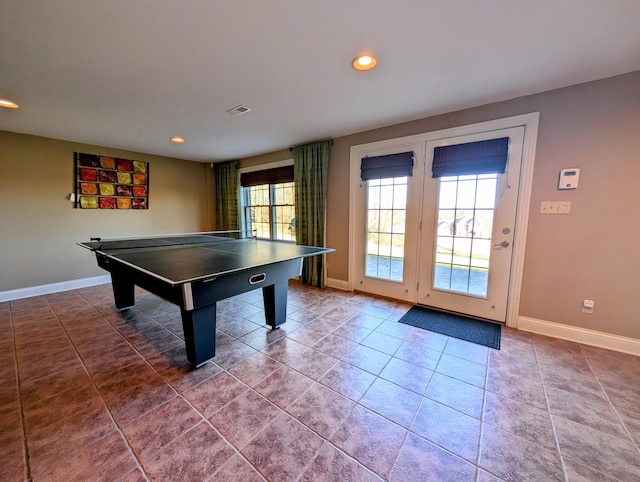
xmin=540 ymin=201 xmax=571 ymax=214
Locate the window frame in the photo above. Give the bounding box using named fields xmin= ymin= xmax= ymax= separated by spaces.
xmin=242 ymin=181 xmax=296 ymax=242
xmin=237 ymin=159 xmax=295 ymax=242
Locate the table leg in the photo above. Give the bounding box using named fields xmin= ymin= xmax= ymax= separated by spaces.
xmin=181 ymin=304 xmax=217 ymax=367
xmin=110 ymin=272 xmax=135 ymax=310
xmin=263 ymin=282 xmax=288 ymax=329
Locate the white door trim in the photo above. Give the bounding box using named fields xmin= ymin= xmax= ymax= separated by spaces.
xmin=348 ymin=112 xmax=539 ymax=328
xmin=350 ymin=140 xmax=426 ymax=302
xmin=419 ymin=126 xmax=525 ymax=321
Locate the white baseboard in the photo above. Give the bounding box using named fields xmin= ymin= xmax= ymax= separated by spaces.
xmin=326 ymin=277 xmax=351 ymax=292
xmin=0 ymin=275 xmax=111 ymax=303
xmin=518 ymin=316 xmax=640 ymax=356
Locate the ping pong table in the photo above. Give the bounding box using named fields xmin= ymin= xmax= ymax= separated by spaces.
xmin=79 ymin=233 xmax=333 ymax=367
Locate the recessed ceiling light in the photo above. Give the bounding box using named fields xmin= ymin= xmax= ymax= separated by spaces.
xmin=352 ymin=54 xmax=377 ymax=71
xmin=0 ymin=98 xmax=19 ymax=109
xmin=170 ymin=136 xmax=185 ymax=144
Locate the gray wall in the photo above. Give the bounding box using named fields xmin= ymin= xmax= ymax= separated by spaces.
xmin=241 ymin=71 xmax=640 ymax=340
xmin=1 ymin=71 xmax=638 ymax=341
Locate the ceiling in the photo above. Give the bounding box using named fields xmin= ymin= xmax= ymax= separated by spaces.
xmin=2 ymin=1 xmax=640 ymax=162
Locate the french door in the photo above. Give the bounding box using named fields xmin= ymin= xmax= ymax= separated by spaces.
xmin=352 ymin=141 xmax=425 ymax=303
xmin=350 ymin=114 xmax=537 ymax=325
xmin=417 ymin=127 xmax=524 ymax=321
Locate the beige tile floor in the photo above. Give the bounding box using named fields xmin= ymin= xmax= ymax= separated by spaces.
xmin=1 ymin=282 xmax=640 ymax=481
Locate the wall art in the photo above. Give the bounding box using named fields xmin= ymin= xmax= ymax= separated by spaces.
xmin=74 ymin=152 xmax=149 ymax=209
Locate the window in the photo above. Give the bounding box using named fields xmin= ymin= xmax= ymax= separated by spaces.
xmin=242 ymin=181 xmax=296 ymax=242
xmin=433 ymin=173 xmax=497 ymax=297
xmin=365 ymin=176 xmax=408 ymax=281
xmin=361 ymin=151 xmax=413 ymax=282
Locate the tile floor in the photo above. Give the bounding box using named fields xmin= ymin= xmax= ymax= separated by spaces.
xmin=1 ymin=282 xmax=640 ymax=481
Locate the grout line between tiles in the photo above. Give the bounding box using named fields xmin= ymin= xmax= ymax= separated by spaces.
xmin=580 ymin=347 xmax=640 ymax=459
xmin=50 ymin=291 xmax=162 ymax=481
xmin=8 ymin=284 xmax=640 ymax=481
xmin=7 ymin=301 xmax=31 ymax=482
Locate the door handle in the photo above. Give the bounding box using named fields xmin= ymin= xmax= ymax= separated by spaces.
xmin=493 ymin=241 xmax=510 ymax=248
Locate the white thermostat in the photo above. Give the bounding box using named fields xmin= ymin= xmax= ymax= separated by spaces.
xmin=558 ymin=168 xmax=580 ymax=189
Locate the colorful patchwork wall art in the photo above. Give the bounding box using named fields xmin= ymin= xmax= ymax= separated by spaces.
xmin=74 ymin=152 xmax=149 ymax=209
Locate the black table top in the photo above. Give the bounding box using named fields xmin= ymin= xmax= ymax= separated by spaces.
xmin=79 ymin=236 xmax=333 ymax=285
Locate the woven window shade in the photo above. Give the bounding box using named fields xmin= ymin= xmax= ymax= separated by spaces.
xmin=240 ymin=165 xmax=294 ymax=187
xmin=432 ymin=137 xmax=509 ymax=178
xmin=360 ymin=152 xmax=414 ymax=180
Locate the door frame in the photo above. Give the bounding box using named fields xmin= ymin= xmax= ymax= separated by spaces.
xmin=348 ymin=112 xmax=539 ymax=328
xmin=418 ymin=126 xmax=525 ymax=322
xmin=350 ymin=139 xmax=426 ymax=303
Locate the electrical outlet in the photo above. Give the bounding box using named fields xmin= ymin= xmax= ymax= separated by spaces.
xmin=582 ymin=299 xmax=594 ymax=314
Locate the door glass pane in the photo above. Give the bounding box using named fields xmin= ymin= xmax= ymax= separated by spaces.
xmin=456 ymin=180 xmax=477 ymax=208
xmin=367 ymin=209 xmax=380 ymax=232
xmin=473 ymin=209 xmax=494 ymax=239
xmin=438 ymin=179 xmax=457 ymax=209
xmin=475 ymin=179 xmax=497 ymax=208
xmin=365 ymin=177 xmax=408 ymax=282
xmin=380 ymin=184 xmax=394 ymax=209
xmin=392 ymin=210 xmax=406 ymax=234
xmin=393 ymin=183 xmax=408 ymax=209
xmin=437 ymin=209 xmax=456 ymax=237
xmin=471 ymin=239 xmax=491 ymax=269
xmin=435 ymin=235 xmax=454 ymax=264
xmin=368 ymin=181 xmax=380 ymax=208
xmin=432 ymin=174 xmax=498 ymax=297
xmin=379 ymin=209 xmax=393 ymax=232
xmin=452 ymin=236 xmax=472 ymax=265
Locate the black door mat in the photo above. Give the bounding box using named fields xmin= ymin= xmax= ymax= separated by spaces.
xmin=398 ymin=305 xmax=501 ymax=349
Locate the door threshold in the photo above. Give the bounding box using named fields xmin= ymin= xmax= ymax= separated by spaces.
xmin=415 ymin=303 xmax=505 ymax=325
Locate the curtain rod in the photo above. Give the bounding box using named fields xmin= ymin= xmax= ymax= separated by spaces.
xmin=289 ymin=139 xmax=333 ymax=151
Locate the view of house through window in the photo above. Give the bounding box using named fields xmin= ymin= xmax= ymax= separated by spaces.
xmin=365 ymin=177 xmax=408 ymax=282
xmin=365 ymin=172 xmax=498 ymax=292
xmin=434 ymin=173 xmax=498 ymax=297
xmin=243 ymin=182 xmax=296 ymax=242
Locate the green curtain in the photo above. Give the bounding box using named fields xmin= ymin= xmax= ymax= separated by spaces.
xmin=214 ymin=161 xmax=239 ymax=232
xmin=293 ymin=141 xmax=330 ymax=287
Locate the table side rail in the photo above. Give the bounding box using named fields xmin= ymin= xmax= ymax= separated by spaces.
xmin=96 ymin=253 xmax=185 ymax=306
xmin=97 ymin=253 xmax=304 ymax=311
xmin=190 ymin=258 xmax=303 ymax=308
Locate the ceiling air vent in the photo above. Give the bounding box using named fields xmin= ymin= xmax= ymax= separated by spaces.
xmin=226 ymin=105 xmax=252 ymax=116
